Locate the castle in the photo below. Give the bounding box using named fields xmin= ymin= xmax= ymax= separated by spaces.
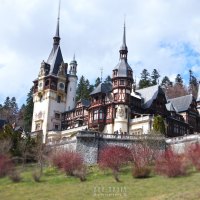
xmin=31 ymin=8 xmax=200 ymax=143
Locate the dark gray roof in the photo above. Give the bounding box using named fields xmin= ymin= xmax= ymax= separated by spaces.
xmin=114 ymin=59 xmax=132 ymax=77
xmin=165 ymin=102 xmax=177 ymax=112
xmin=47 ymin=45 xmax=63 ymax=75
xmin=136 ymin=85 xmax=163 ymax=109
xmin=80 ymin=99 xmax=90 ymax=107
xmin=90 ymin=83 xmax=112 ymax=95
xmin=168 ymin=94 xmax=193 ymax=112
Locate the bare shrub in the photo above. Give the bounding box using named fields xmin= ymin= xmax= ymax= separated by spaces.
xmin=155 ymin=148 xmax=188 ymax=177
xmin=131 ymin=143 xmax=157 ymax=178
xmin=0 ymin=139 xmax=12 ymax=155
xmin=9 ymin=170 xmax=22 ymax=183
xmin=32 ymin=170 xmax=42 ymax=182
xmin=51 ymin=150 xmax=84 ymax=178
xmin=185 ymin=143 xmax=200 ymax=171
xmin=98 ymin=146 xmax=132 ymax=182
xmin=73 ymin=165 xmax=87 ymax=182
xmin=0 ymin=154 xmax=13 ymax=177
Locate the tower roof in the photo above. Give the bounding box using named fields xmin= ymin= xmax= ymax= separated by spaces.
xmin=113 ymin=22 xmax=132 ymax=77
xmin=47 ymin=0 xmax=64 ymax=75
xmin=120 ymin=22 xmax=128 ymax=52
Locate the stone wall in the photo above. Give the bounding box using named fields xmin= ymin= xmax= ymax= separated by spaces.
xmin=50 ymin=131 xmax=200 ymax=165
xmin=76 ymin=131 xmax=166 ymax=164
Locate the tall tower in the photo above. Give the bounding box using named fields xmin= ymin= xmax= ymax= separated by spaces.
xmin=31 ymin=1 xmax=69 ymax=142
xmin=66 ymin=54 xmax=78 ymax=111
xmin=112 ymin=22 xmax=133 ymax=133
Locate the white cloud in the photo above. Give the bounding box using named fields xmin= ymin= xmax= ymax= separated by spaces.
xmin=1 ymin=0 xmax=200 ymax=106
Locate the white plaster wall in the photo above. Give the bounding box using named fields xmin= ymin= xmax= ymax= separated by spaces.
xmin=103 ymin=124 xmax=114 ymax=134
xmin=66 ymin=75 xmax=77 ymax=111
xmin=32 ymin=90 xmax=66 ymax=142
xmin=113 ymin=104 xmax=128 ymax=133
xmin=129 ymin=122 xmax=150 ymax=134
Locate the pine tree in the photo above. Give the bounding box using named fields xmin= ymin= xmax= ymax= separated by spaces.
xmin=161 ymin=76 xmax=172 ymax=87
xmin=76 ymin=76 xmax=93 ymax=101
xmin=151 ymin=69 xmax=160 ymax=85
xmin=104 ymin=75 xmax=112 ymax=84
xmin=138 ymin=69 xmax=151 ymax=89
xmin=94 ymin=77 xmax=101 ymax=88
xmin=189 ymin=69 xmax=198 ymax=98
xmin=175 ymin=74 xmax=183 ymax=86
xmin=23 ymin=87 xmax=34 ymax=132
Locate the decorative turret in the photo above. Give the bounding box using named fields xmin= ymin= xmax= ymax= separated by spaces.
xmin=119 ymin=22 xmax=128 ymax=60
xmin=69 ymin=54 xmax=77 ymax=76
xmin=112 ymin=22 xmax=134 ymax=134
xmin=112 ymin=22 xmax=133 ymax=104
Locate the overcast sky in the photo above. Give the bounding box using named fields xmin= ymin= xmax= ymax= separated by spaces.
xmin=1 ymin=0 xmax=200 ymax=106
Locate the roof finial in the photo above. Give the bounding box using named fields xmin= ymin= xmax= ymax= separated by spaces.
xmin=73 ymin=53 xmax=76 ymax=61
xmin=123 ymin=14 xmax=126 ymax=46
xmin=100 ymin=67 xmax=103 ymax=83
xmin=54 ymin=0 xmax=61 ymax=44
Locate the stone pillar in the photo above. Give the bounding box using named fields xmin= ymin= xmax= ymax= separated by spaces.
xmin=76 ymin=131 xmax=100 ymax=164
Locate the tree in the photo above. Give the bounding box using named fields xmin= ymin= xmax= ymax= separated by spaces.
xmin=104 ymin=75 xmax=112 ymax=84
xmin=76 ymin=76 xmax=93 ymax=101
xmin=151 ymin=69 xmax=160 ymax=86
xmin=94 ymin=77 xmax=101 ymax=88
xmin=23 ymin=87 xmax=34 ymax=132
xmin=161 ymin=76 xmax=172 ymax=87
xmin=175 ymin=74 xmax=183 ymax=86
xmin=189 ymin=69 xmax=198 ymax=98
xmin=138 ymin=69 xmax=151 ymax=89
xmin=153 ymin=115 xmax=166 ymax=134
xmin=166 ymin=84 xmax=188 ymax=99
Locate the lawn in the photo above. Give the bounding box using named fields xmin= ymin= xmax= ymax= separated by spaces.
xmin=0 ymin=165 xmax=200 ymax=200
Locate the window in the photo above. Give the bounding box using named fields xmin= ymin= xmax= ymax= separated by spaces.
xmin=120 ymin=79 xmax=125 ymax=85
xmin=55 ymin=124 xmax=59 ymax=130
xmin=35 ymin=123 xmax=41 ymax=131
xmin=55 ymin=113 xmax=60 ymax=119
xmin=114 ymin=80 xmax=117 ymax=86
xmin=93 ymin=110 xmax=98 ymax=120
xmin=57 ymin=95 xmax=61 ymax=103
xmin=114 ymin=94 xmax=118 ymax=101
xmin=99 ymin=110 xmax=103 ymax=119
xmin=39 ymin=95 xmax=43 ymax=102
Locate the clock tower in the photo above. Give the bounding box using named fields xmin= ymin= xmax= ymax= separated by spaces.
xmin=31 ymin=3 xmax=77 ymax=142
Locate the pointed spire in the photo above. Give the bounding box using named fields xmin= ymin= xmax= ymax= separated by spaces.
xmin=53 ymin=0 xmax=61 ymax=45
xmin=119 ymin=18 xmax=128 ymax=60
xmin=73 ymin=53 xmax=76 ymax=61
xmin=120 ymin=20 xmax=128 ymax=51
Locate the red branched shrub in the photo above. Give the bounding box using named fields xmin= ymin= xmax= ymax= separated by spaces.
xmin=51 ymin=150 xmax=84 ymax=176
xmin=185 ymin=143 xmax=200 ymax=171
xmin=131 ymin=143 xmax=157 ymax=178
xmin=155 ymin=148 xmax=188 ymax=177
xmin=0 ymin=154 xmax=13 ymax=178
xmin=98 ymin=146 xmax=132 ymax=181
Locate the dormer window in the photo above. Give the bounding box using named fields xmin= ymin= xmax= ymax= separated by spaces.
xmin=120 ymin=80 xmax=125 ymax=85
xmin=113 ymin=70 xmax=118 ymax=76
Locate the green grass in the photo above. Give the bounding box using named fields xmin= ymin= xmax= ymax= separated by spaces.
xmin=1 ymin=165 xmax=200 ymax=200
